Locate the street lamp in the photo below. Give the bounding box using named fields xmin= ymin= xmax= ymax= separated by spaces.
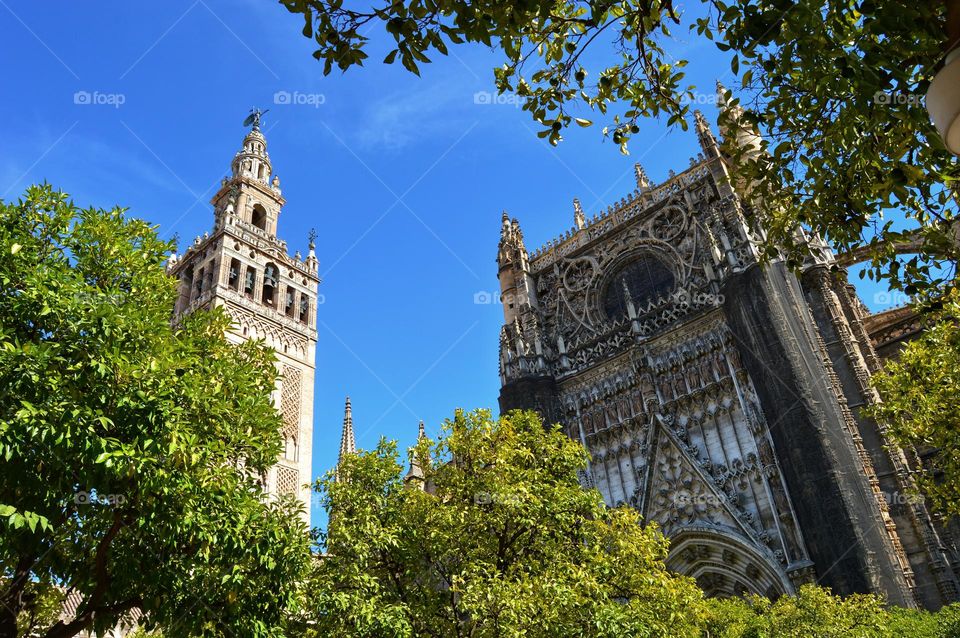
xmin=927 ymin=1 xmax=960 ymax=155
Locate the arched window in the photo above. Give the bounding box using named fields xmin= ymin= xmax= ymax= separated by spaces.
xmin=284 ymin=435 xmax=298 ymax=462
xmin=251 ymin=204 xmax=267 ymax=231
xmin=262 ymin=263 xmax=278 ymax=305
xmin=194 ymin=267 xmax=204 ymax=300
xmin=257 ymin=164 xmax=266 ymax=180
xmin=179 ymin=266 xmax=194 ymax=310
xmin=228 ymin=259 xmax=241 ymax=291
xmin=285 ymin=287 xmax=296 ymax=317
xmin=244 ymin=266 xmax=257 ymax=298
xmin=602 ymin=256 xmax=674 ymax=319
xmin=299 ymin=296 xmax=310 ymax=324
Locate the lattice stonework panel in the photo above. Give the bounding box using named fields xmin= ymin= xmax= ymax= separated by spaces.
xmin=276 ymin=465 xmax=299 ymax=495
xmin=280 ymin=366 xmax=302 ymax=437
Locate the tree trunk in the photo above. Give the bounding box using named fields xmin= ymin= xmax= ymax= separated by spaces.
xmin=0 ymin=554 xmax=36 ymax=638
xmin=42 ymin=599 xmax=141 ymax=638
xmin=0 ymin=609 xmax=18 ymax=638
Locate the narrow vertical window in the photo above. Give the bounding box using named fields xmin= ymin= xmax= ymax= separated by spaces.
xmin=179 ymin=266 xmax=194 ymax=311
xmin=194 ymin=267 xmax=204 ymax=300
xmin=262 ymin=263 xmax=277 ymax=305
xmin=285 ymin=435 xmax=298 ymax=462
xmin=244 ymin=267 xmax=257 ymax=298
xmin=229 ymin=259 xmax=241 ymax=291
xmin=285 ymin=287 xmax=296 ymax=317
xmin=251 ymin=204 xmax=267 ymax=231
xmin=299 ymin=296 xmax=310 ymax=324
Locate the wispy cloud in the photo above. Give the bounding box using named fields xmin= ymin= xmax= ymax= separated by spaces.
xmin=355 ymin=79 xmax=475 ymax=151
xmin=1 ymin=128 xmax=201 ymax=209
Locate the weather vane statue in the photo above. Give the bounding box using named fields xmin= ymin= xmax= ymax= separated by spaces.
xmin=243 ymin=107 xmax=269 ymax=131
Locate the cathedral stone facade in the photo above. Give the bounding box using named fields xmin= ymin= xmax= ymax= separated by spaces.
xmin=496 ymin=92 xmax=960 ymax=609
xmin=167 ymin=117 xmax=319 ymax=522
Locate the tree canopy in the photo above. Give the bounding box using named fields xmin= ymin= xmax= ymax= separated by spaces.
xmin=702 ymin=584 xmax=960 ymax=638
xmin=869 ymin=290 xmax=960 ymax=519
xmin=282 ymin=0 xmax=958 ymax=297
xmin=302 ymin=408 xmax=705 ymax=637
xmin=0 ymin=185 xmax=310 ymax=638
xmin=303 ymin=407 xmax=960 ymax=636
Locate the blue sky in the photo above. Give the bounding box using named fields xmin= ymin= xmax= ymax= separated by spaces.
xmin=0 ymin=1 xmax=897 ymax=529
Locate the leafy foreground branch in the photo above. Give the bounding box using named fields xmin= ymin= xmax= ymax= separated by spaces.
xmin=870 ymin=290 xmax=960 ymax=520
xmin=283 ymin=0 xmax=959 ymax=299
xmin=301 ymin=408 xmax=960 ymax=637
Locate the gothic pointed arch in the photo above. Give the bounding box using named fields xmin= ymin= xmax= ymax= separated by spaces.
xmin=666 ymin=529 xmax=793 ymax=599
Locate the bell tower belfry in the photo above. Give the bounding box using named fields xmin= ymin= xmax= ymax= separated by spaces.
xmin=167 ymin=110 xmax=320 ymax=523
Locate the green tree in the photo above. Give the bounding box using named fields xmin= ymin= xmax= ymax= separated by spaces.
xmin=701 ymin=584 xmax=946 ymax=638
xmin=302 ymin=408 xmax=704 ymax=637
xmin=870 ymin=291 xmax=960 ymax=518
xmin=0 ymin=185 xmax=311 ymax=638
xmin=282 ymin=0 xmax=959 ymax=297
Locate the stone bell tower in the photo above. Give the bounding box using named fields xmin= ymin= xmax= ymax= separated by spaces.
xmin=167 ymin=110 xmax=320 ymax=523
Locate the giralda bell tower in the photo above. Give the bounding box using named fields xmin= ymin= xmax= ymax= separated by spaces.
xmin=168 ymin=110 xmax=320 ymax=522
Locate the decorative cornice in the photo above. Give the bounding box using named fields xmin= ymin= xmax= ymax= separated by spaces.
xmin=528 ymin=158 xmax=718 ymax=268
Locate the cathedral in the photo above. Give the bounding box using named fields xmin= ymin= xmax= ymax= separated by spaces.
xmin=495 ymin=87 xmax=960 ymax=610
xmin=94 ymin=96 xmax=956 ymax=636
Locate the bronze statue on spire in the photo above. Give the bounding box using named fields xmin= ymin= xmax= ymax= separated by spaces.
xmin=243 ymin=107 xmax=269 ymax=130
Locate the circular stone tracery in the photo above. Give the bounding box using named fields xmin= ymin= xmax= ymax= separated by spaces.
xmin=602 ymin=255 xmax=675 ymax=319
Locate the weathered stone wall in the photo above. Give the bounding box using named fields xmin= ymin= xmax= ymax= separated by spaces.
xmin=723 ymin=262 xmax=915 ymax=606
xmin=499 ymin=375 xmax=562 ymax=428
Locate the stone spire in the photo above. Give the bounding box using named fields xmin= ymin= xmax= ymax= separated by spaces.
xmin=716 ymin=81 xmax=739 ymax=113
xmin=497 ymin=212 xmax=536 ymax=325
xmin=715 ymin=81 xmax=763 ymax=160
xmin=573 ymin=198 xmax=586 ymax=230
xmin=231 ymin=123 xmax=273 ymax=185
xmin=694 ymin=109 xmax=720 ymax=158
xmin=305 ymin=228 xmax=319 ymax=273
xmin=405 ymin=420 xmax=429 ymax=485
xmin=634 ymin=163 xmax=651 ymax=189
xmin=497 ymin=211 xmax=529 ymax=271
xmin=211 ymin=113 xmax=285 ymax=238
xmin=336 ymin=396 xmax=355 ymax=479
